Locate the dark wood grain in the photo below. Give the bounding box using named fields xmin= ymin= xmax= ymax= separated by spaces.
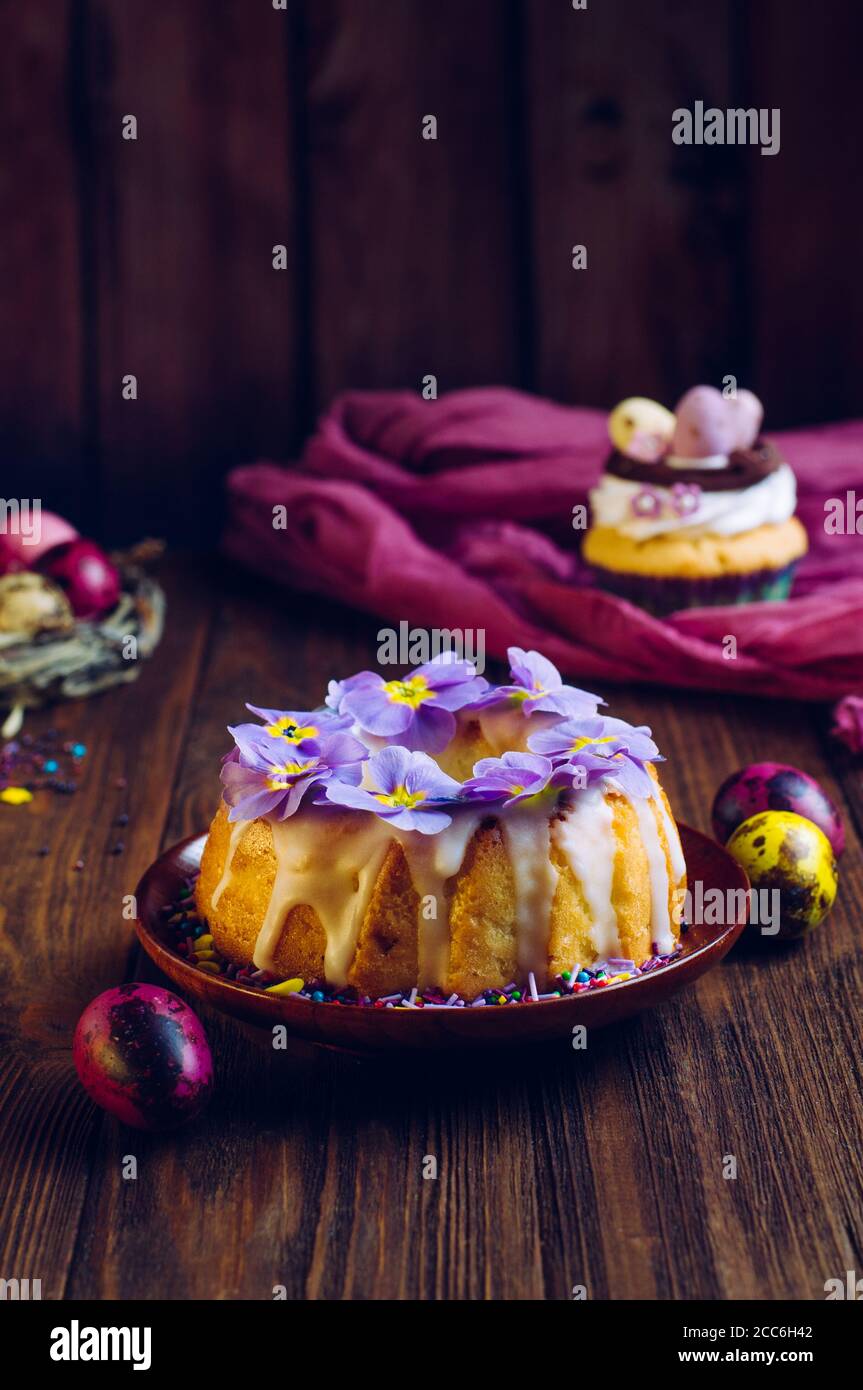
xmin=2 ymin=556 xmax=861 ymax=1300
xmin=302 ymin=0 xmax=526 ymax=407
xmin=526 ymin=0 xmax=747 ymax=412
xmin=3 ymin=2 xmax=863 ymax=542
xmin=82 ymin=0 xmax=302 ymax=543
xmin=0 ymin=1 xmax=88 ymax=524
xmin=746 ymin=0 xmax=863 ymax=425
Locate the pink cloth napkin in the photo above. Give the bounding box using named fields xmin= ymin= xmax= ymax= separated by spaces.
xmin=224 ymin=388 xmax=863 ymax=702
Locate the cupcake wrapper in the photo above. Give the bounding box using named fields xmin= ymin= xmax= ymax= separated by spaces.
xmin=587 ymin=562 xmax=798 ymax=617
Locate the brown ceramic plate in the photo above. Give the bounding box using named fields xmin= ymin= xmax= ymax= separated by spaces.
xmin=134 ymin=826 xmax=748 ymax=1052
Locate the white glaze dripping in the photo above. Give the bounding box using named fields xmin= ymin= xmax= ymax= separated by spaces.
xmin=211 ymin=818 xmax=249 ymax=910
xmin=626 ymin=793 xmax=675 ymax=955
xmin=655 ymin=793 xmax=687 ymax=884
xmin=394 ymin=810 xmax=485 ymax=989
xmin=498 ymin=808 xmax=559 ymax=979
xmin=254 ymin=812 xmax=391 ymax=983
xmin=550 ymin=787 xmax=619 ymax=957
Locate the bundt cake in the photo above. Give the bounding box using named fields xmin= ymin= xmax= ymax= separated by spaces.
xmin=196 ymin=648 xmax=686 ymax=1000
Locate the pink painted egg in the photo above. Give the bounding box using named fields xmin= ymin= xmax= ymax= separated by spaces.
xmin=73 ymin=985 xmax=214 ymax=1131
xmin=0 ymin=536 xmax=28 ymax=576
xmin=711 ymin=762 xmax=844 ymax=858
xmin=671 ymin=385 xmax=737 ymax=459
xmin=0 ymin=508 xmax=78 ymax=566
xmin=726 ymin=389 xmax=764 ymax=451
xmin=37 ymin=538 xmax=120 ymax=619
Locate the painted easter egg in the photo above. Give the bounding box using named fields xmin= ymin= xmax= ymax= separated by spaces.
xmin=37 ymin=539 xmax=121 ymax=619
xmin=726 ymin=389 xmax=764 ymax=451
xmin=0 ymin=508 xmax=78 ymax=567
xmin=670 ymin=385 xmax=737 ymax=459
xmin=712 ymin=762 xmax=844 ymax=858
xmin=608 ymin=397 xmax=676 ymax=462
xmin=726 ymin=810 xmax=838 ymax=939
xmin=73 ymin=984 xmax=213 ymax=1130
xmin=0 ymin=535 xmax=28 ymax=576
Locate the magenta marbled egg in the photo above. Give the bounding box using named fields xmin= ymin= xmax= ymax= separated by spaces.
xmin=712 ymin=763 xmax=844 ymax=858
xmin=73 ymin=984 xmax=213 ymax=1130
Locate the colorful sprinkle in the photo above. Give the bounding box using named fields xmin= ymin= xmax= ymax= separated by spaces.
xmin=265 ymin=978 xmax=305 ymax=996
xmin=0 ymin=786 xmax=33 ymax=805
xmin=158 ymin=875 xmax=684 ymax=1011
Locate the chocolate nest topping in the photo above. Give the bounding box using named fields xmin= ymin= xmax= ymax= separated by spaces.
xmin=605 ymin=439 xmax=783 ymax=492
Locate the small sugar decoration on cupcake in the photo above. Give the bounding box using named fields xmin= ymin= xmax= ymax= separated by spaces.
xmin=608 ymin=397 xmax=676 ymax=463
xmin=669 ymin=385 xmax=763 ymax=463
xmin=631 ymin=486 xmax=664 ymax=519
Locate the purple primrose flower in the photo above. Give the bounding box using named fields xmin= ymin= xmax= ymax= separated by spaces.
xmin=221 ymin=725 xmax=367 ymax=822
xmin=331 ymin=652 xmax=488 ymax=754
xmin=468 ymin=647 xmax=603 ymax=720
xmin=245 ymin=703 xmax=353 ymax=746
xmin=528 ymin=715 xmax=661 ymax=797
xmin=324 ymin=746 xmax=461 ymax=834
xmin=461 ymin=752 xmax=563 ymax=807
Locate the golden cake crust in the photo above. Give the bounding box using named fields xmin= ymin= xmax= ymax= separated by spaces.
xmin=582 ymin=517 xmax=808 ymax=579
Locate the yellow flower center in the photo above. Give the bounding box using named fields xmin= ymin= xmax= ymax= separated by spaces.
xmin=266 ymin=760 xmax=313 ymax=790
xmin=383 ymin=676 xmax=436 ymax=709
xmin=375 ymin=784 xmax=426 ymax=810
xmin=569 ymin=734 xmax=617 ymax=754
xmin=266 ymin=718 xmax=319 ymax=743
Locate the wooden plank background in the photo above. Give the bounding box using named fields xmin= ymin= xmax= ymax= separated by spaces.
xmin=2 ymin=0 xmax=863 ymax=543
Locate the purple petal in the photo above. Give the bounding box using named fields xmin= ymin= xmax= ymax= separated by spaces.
xmin=315 ymin=731 xmax=369 ymax=767
xmin=530 ymin=689 xmax=602 ymax=718
xmin=326 ymin=671 xmax=380 ymax=712
xmin=343 ymin=682 xmax=414 ymax=736
xmin=324 ymin=782 xmax=385 ymax=814
xmin=399 ymin=704 xmax=456 ymax=753
xmin=508 ymin=646 xmax=563 ymax=693
xmin=413 ymin=653 xmax=478 ymax=686
xmin=367 ymin=745 xmax=414 ymax=794
xmin=424 ymin=676 xmax=489 ymax=712
xmin=403 ymin=755 xmax=461 ymax=800
xmin=226 ymin=786 xmax=287 ymax=822
xmin=384 ymin=806 xmax=454 ymax=834
xmin=227 ymin=724 xmax=285 ymax=769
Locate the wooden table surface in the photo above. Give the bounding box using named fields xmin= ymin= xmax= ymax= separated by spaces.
xmin=2 ymin=554 xmax=861 ymax=1301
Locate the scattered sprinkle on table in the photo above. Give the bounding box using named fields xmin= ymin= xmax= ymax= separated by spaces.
xmin=0 ymin=728 xmax=88 ymax=804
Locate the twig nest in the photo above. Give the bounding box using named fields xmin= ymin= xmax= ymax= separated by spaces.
xmin=0 ymin=572 xmax=74 ymax=637
xmin=0 ymin=555 xmax=165 ymax=713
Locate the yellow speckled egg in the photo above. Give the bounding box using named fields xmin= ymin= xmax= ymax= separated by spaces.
xmin=727 ymin=810 xmax=838 ymax=940
xmin=608 ymin=397 xmax=676 ymax=462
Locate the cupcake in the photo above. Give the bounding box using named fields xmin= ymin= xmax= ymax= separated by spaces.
xmin=582 ymin=386 xmax=808 ymax=615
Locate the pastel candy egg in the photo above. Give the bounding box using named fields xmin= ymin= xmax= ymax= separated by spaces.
xmin=712 ymin=762 xmax=844 ymax=858
xmin=727 ymin=810 xmax=838 ymax=940
xmin=73 ymin=984 xmax=214 ymax=1130
xmin=726 ymin=389 xmax=764 ymax=451
xmin=608 ymin=397 xmax=676 ymax=462
xmin=671 ymin=385 xmax=737 ymax=458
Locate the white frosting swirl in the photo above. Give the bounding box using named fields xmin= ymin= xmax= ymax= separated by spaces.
xmin=589 ymin=463 xmax=797 ymax=541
